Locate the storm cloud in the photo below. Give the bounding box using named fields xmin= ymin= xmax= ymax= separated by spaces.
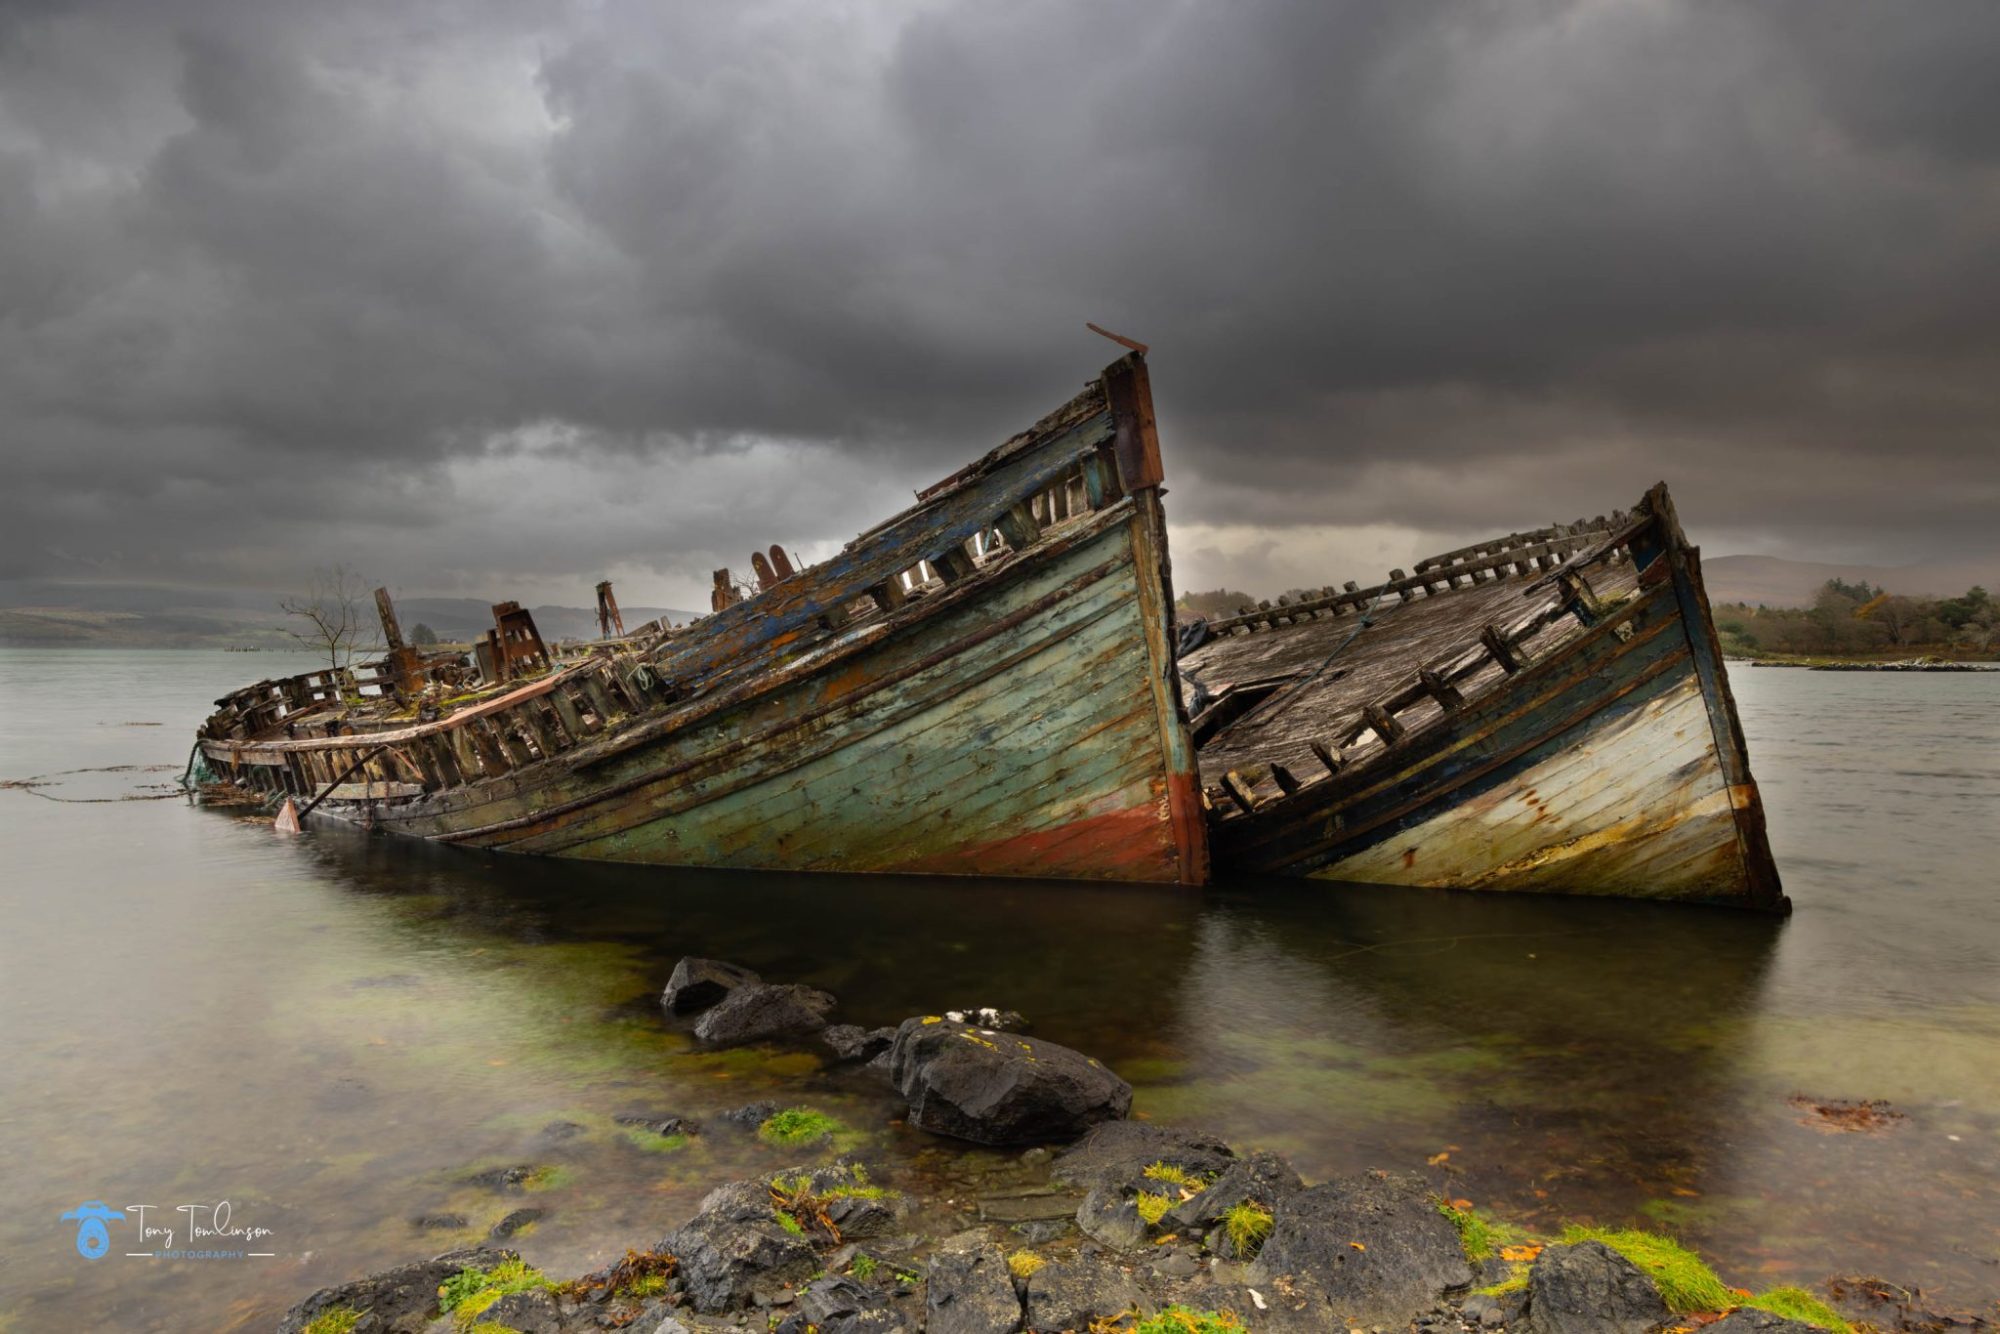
xmin=3 ymin=0 xmax=1997 ymax=607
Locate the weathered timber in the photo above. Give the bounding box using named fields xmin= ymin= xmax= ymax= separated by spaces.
xmin=1180 ymin=482 xmax=1785 ymax=910
xmin=193 ymin=354 xmax=1208 ymax=885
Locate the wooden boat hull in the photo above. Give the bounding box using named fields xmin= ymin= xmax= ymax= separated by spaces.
xmin=196 ymin=355 xmax=1208 ymax=884
xmin=1192 ymin=485 xmax=1785 ymax=909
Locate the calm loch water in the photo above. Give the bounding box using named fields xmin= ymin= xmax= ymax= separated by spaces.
xmin=1 ymin=648 xmax=1996 ymax=1330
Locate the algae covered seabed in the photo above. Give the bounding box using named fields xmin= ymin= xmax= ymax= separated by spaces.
xmin=1 ymin=649 xmax=1997 ymax=1331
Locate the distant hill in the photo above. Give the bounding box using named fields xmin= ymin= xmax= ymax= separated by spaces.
xmin=1703 ymin=555 xmax=1999 ymax=608
xmin=0 ymin=580 xmax=698 ymax=649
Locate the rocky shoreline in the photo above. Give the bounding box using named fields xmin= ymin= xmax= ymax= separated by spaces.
xmin=275 ymin=960 xmax=1891 ymax=1334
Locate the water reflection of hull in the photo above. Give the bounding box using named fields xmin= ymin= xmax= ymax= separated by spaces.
xmin=1187 ymin=485 xmax=1786 ymax=909
xmin=197 ymin=355 xmax=1206 ymax=885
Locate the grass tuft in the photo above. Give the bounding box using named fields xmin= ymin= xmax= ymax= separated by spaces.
xmin=850 ymin=1254 xmax=879 ymax=1280
xmin=1745 ymin=1286 xmax=1852 ymax=1333
xmin=759 ymin=1107 xmax=844 ymax=1147
xmin=1134 ymin=1192 xmax=1172 ymax=1226
xmin=1560 ymin=1226 xmax=1733 ymax=1313
xmin=1221 ymin=1201 xmax=1273 ymax=1259
xmin=1130 ymin=1305 xmax=1247 ymax=1334
xmin=437 ymin=1257 xmax=556 ymax=1329
xmin=1436 ymin=1200 xmax=1496 ymax=1263
xmin=1142 ymin=1161 xmax=1213 ymax=1189
xmin=1476 ymin=1274 xmax=1528 ymax=1297
xmin=1008 ymin=1250 xmax=1046 ymax=1280
xmin=301 ymin=1310 xmax=362 ymax=1334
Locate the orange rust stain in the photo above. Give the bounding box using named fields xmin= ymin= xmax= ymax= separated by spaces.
xmin=888 ymin=802 xmax=1179 ymax=881
xmin=1401 ymin=847 xmax=1418 ymax=869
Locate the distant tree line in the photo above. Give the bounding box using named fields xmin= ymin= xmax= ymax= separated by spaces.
xmin=1716 ymin=581 xmax=1996 ymax=657
xmin=1178 ymin=588 xmax=1258 ymax=618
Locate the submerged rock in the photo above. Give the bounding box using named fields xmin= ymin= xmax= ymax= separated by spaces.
xmin=1246 ymin=1170 xmax=1473 ymax=1329
xmin=662 ymin=957 xmax=761 ymax=1015
xmin=616 ymin=1111 xmax=699 ymax=1137
xmin=694 ymin=982 xmax=837 ymax=1045
xmin=718 ymin=1100 xmax=783 ymax=1128
xmin=465 ymin=1163 xmax=547 ymax=1193
xmin=488 ymin=1206 xmax=547 ymax=1239
xmin=1705 ymin=1311 xmax=1828 ymax=1334
xmin=925 ymin=1232 xmax=1023 ymax=1334
xmin=1524 ymin=1239 xmax=1669 ymax=1334
xmin=666 ymin=1178 xmax=820 ymax=1312
xmin=888 ymin=1018 xmax=1132 ymax=1145
xmin=276 ymin=1245 xmax=516 ymax=1334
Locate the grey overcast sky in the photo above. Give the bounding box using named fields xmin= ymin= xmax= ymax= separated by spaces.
xmin=3 ymin=0 xmax=1997 ymax=609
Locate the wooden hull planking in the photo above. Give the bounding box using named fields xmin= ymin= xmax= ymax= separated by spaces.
xmin=197 ymin=355 xmax=1208 ymax=885
xmin=1190 ymin=483 xmax=1785 ymax=909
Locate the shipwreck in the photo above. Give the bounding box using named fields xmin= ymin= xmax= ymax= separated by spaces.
xmin=194 ymin=355 xmax=1782 ymax=907
xmin=1180 ymin=483 xmax=1786 ymax=910
xmin=196 ymin=354 xmax=1208 ymax=883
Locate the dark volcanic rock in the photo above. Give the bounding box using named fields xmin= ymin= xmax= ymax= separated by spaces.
xmin=276 ymin=1245 xmax=515 ymax=1334
xmin=1246 ymin=1170 xmax=1473 ymax=1329
xmin=1053 ymin=1122 xmax=1237 ymax=1192
xmin=411 ymin=1212 xmax=468 ymax=1231
xmin=1076 ymin=1186 xmax=1151 ymax=1250
xmin=1021 ymin=1252 xmax=1143 ymax=1332
xmin=465 ymin=1163 xmax=545 ymax=1192
xmin=1165 ymin=1149 xmax=1302 ymax=1234
xmin=662 ymin=957 xmax=761 ymax=1015
xmin=694 ymin=983 xmax=837 ymax=1045
xmin=616 ymin=1112 xmax=699 ymax=1137
xmin=776 ymin=1275 xmax=916 ymax=1334
xmin=926 ymin=1232 xmax=1024 ymax=1334
xmin=488 ymin=1206 xmax=546 ymax=1239
xmin=1704 ymin=1311 xmax=1827 ymax=1334
xmin=480 ymin=1286 xmax=563 ymax=1333
xmin=1525 ymin=1240 xmax=1669 ymax=1334
xmin=889 ymin=1018 xmax=1132 ymax=1145
xmin=719 ymin=1100 xmax=783 ymax=1128
xmin=823 ymin=1024 xmax=899 ymax=1063
xmin=666 ymin=1178 xmax=820 ymax=1312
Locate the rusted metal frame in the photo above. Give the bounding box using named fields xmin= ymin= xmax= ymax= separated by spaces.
xmin=434 ymin=542 xmax=1141 ymax=844
xmin=1237 ymin=641 xmax=1694 ymax=870
xmin=1223 ymin=585 xmax=1684 ymax=828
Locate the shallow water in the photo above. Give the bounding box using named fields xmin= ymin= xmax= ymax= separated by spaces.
xmin=1 ymin=648 xmax=1996 ymax=1330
